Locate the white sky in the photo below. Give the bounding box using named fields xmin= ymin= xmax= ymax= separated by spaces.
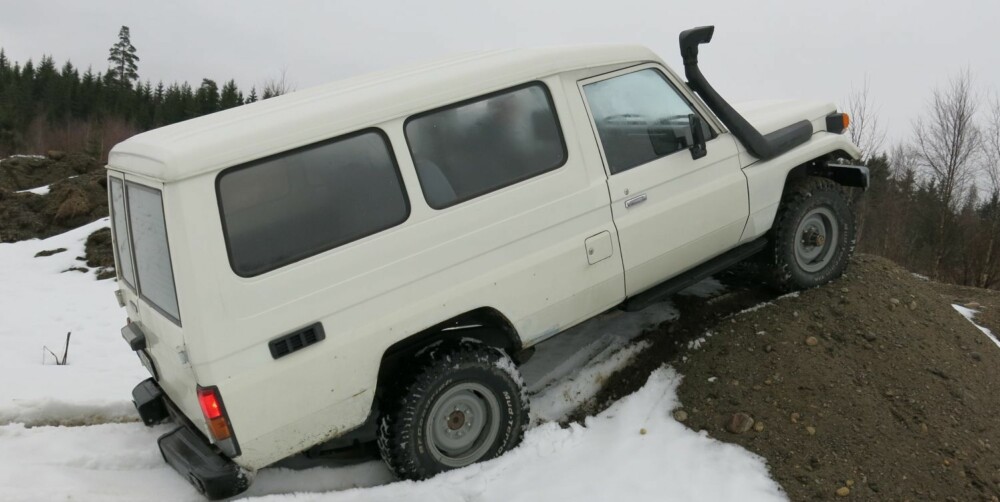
xmin=2 ymin=0 xmax=998 ymax=147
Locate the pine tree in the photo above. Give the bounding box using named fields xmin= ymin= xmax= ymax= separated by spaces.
xmin=246 ymin=87 xmax=258 ymax=103
xmin=219 ymin=79 xmax=242 ymax=109
xmin=196 ymin=79 xmax=220 ymax=114
xmin=107 ymin=26 xmax=139 ymax=89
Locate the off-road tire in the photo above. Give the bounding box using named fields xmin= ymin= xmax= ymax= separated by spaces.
xmin=768 ymin=176 xmax=855 ymax=291
xmin=376 ymin=345 xmax=529 ymax=480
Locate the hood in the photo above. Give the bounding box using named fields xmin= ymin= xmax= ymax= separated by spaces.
xmin=733 ymin=99 xmax=836 ymax=136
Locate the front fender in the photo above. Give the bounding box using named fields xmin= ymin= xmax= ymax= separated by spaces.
xmin=738 ymin=133 xmax=860 ymax=243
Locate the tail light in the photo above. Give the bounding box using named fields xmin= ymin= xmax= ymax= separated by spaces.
xmin=196 ymin=386 xmax=232 ymax=441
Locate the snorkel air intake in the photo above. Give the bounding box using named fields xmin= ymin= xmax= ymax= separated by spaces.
xmin=679 ymin=26 xmax=813 ymax=161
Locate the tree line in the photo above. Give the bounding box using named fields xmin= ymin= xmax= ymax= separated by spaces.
xmin=0 ymin=26 xmax=290 ymax=160
xmin=849 ymin=71 xmax=1000 ymax=289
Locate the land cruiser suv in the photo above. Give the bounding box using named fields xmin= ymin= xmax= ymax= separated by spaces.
xmin=110 ymin=26 xmax=865 ymax=499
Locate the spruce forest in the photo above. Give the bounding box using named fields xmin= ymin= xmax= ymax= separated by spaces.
xmin=0 ymin=26 xmax=284 ymax=161
xmin=1 ymin=26 xmax=1000 ymax=290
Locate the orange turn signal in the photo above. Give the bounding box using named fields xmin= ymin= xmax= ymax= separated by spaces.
xmin=826 ymin=112 xmax=850 ymax=134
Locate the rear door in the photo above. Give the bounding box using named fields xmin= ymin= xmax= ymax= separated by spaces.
xmin=579 ymin=65 xmax=749 ymax=296
xmin=108 ymin=173 xmax=193 ymax=399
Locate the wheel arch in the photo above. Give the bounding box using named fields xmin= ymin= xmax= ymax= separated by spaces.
xmin=376 ymin=307 xmax=522 ymax=397
xmin=778 ymin=149 xmax=865 ymax=201
xmin=308 ymin=307 xmax=522 ymax=454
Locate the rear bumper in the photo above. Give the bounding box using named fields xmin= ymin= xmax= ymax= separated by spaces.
xmin=159 ymin=426 xmax=250 ymax=500
xmin=132 ymin=379 xmax=250 ymax=500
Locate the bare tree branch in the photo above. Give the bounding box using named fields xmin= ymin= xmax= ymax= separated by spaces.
xmin=262 ymin=68 xmax=295 ymax=99
xmin=845 ymin=76 xmax=887 ymax=161
xmin=911 ymin=68 xmax=980 ymax=211
xmin=983 ymin=92 xmax=1000 ymax=193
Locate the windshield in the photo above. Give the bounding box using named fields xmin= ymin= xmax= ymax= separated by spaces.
xmin=109 ymin=176 xmax=181 ymax=325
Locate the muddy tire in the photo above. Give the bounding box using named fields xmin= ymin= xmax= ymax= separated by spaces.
xmin=376 ymin=345 xmax=529 ymax=480
xmin=768 ymin=176 xmax=855 ymax=291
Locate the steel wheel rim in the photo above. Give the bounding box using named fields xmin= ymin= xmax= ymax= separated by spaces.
xmin=425 ymin=382 xmax=501 ymax=468
xmin=794 ymin=206 xmax=839 ymax=273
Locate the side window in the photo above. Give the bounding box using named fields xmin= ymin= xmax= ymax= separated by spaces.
xmin=405 ymin=82 xmax=567 ymax=209
xmin=126 ymin=183 xmax=181 ymax=324
xmin=217 ymin=130 xmax=409 ymax=277
xmin=584 ymin=68 xmax=712 ymax=174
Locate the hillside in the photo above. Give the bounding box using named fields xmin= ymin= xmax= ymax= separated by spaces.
xmin=580 ymin=255 xmax=1000 ymax=501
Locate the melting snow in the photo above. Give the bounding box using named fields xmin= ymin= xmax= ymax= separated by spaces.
xmin=952 ymin=304 xmax=1000 ymax=349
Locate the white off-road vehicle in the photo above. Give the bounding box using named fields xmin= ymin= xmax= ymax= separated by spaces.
xmin=109 ymin=26 xmax=864 ymax=499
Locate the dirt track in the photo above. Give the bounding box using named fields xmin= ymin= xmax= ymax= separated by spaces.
xmin=582 ymin=255 xmax=1000 ymax=501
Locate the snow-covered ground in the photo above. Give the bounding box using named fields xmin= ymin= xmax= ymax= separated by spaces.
xmin=0 ymin=221 xmax=786 ymax=501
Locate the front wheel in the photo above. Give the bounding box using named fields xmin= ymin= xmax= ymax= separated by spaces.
xmin=377 ymin=345 xmax=529 ymax=480
xmin=768 ymin=176 xmax=856 ymax=291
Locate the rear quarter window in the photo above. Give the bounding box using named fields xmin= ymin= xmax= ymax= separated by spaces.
xmin=217 ymin=129 xmax=409 ymax=277
xmin=109 ymin=178 xmax=136 ymax=289
xmin=405 ymin=82 xmax=567 ymax=209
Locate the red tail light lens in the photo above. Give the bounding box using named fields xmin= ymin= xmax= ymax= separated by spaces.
xmin=196 ymin=386 xmax=231 ymax=440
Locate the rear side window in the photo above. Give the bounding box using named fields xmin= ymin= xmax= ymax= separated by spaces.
xmin=405 ymin=82 xmax=567 ymax=209
xmin=218 ymin=129 xmax=409 ymax=277
xmin=109 ymin=178 xmax=136 ymax=289
xmin=126 ymin=183 xmax=181 ymax=324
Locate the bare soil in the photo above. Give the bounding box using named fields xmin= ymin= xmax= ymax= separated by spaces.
xmin=578 ymin=255 xmax=1000 ymax=501
xmin=0 ymin=154 xmax=108 ymax=243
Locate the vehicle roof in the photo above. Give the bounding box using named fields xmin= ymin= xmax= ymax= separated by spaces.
xmin=108 ymin=45 xmax=660 ymax=182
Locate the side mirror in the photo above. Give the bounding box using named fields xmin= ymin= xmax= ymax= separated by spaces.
xmin=689 ymin=114 xmax=707 ymax=160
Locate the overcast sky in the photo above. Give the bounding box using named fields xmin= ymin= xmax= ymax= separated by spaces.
xmin=2 ymin=0 xmax=998 ymax=147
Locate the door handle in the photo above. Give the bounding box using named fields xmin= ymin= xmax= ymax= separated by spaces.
xmin=624 ymin=193 xmax=647 ymax=208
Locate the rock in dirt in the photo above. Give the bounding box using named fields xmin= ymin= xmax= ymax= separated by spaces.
xmin=727 ymin=412 xmax=754 ymax=434
xmin=805 ymin=336 xmax=819 ymax=346
xmin=672 ymin=410 xmax=688 ymax=422
xmin=836 ymin=486 xmax=851 ymax=497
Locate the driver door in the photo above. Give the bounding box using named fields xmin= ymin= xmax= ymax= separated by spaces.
xmin=580 ymin=65 xmax=749 ymax=296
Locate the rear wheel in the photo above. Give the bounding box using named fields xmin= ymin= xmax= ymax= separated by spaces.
xmin=768 ymin=176 xmax=855 ymax=291
xmin=377 ymin=345 xmax=528 ymax=480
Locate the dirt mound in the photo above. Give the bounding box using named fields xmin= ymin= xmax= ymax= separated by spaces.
xmin=580 ymin=255 xmax=1000 ymax=501
xmin=0 ymin=152 xmax=101 ymax=191
xmin=84 ymin=228 xmax=115 ymax=279
xmin=0 ymin=171 xmax=108 ymax=242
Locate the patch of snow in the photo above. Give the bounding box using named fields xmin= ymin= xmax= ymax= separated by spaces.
xmin=15 ymin=184 xmax=51 ymax=195
xmin=735 ymin=302 xmax=773 ymax=316
xmin=952 ymin=304 xmax=1000 ymax=349
xmin=529 ymin=340 xmax=650 ymax=423
xmin=707 ymin=376 xmax=718 ymax=383
xmin=0 ymin=369 xmax=786 ymax=502
xmin=911 ymin=273 xmax=930 ymax=281
xmin=777 ymin=291 xmax=800 ymax=299
xmin=688 ymin=337 xmax=706 ymax=350
xmin=520 ymin=298 xmax=679 ymax=393
xmin=0 ymin=154 xmax=46 ymax=165
xmin=678 ymin=276 xmax=727 ymax=298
